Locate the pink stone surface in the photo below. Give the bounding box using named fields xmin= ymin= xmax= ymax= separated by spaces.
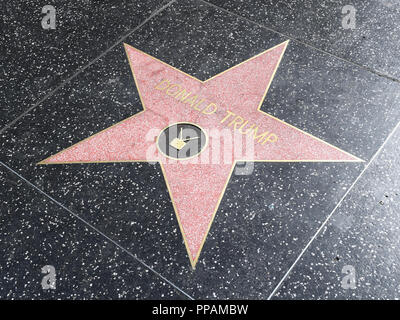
xmin=40 ymin=42 xmax=361 ymax=267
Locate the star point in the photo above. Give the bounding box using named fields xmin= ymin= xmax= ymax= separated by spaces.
xmin=39 ymin=41 xmax=361 ymax=268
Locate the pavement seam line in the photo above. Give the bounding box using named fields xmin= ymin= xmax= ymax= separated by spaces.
xmin=0 ymin=160 xmax=195 ymax=300
xmin=0 ymin=0 xmax=177 ymax=136
xmin=201 ymin=0 xmax=400 ymax=84
xmin=267 ymin=120 xmax=400 ymax=300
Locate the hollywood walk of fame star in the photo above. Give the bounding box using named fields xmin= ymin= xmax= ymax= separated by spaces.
xmin=38 ymin=41 xmax=362 ymax=268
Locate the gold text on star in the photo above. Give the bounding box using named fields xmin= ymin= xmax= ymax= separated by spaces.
xmin=155 ymin=79 xmax=279 ymax=146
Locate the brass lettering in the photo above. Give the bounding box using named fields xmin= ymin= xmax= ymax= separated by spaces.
xmin=193 ymin=98 xmax=206 ymax=111
xmin=263 ymin=133 xmax=278 ymax=144
xmin=153 ymin=79 xmax=280 ymax=147
xmin=229 ymin=116 xmax=245 ymax=130
xmin=154 ymin=79 xmax=170 ymax=91
xmin=252 ymin=126 xmax=270 ymax=143
xmin=202 ymin=103 xmax=218 ymax=115
xmin=238 ymin=121 xmax=256 ymax=135
xmin=166 ymin=84 xmax=181 ymax=97
xmin=185 ymin=95 xmax=199 ymax=107
xmin=221 ymin=111 xmax=236 ymax=124
xmin=175 ymin=88 xmax=192 ymax=102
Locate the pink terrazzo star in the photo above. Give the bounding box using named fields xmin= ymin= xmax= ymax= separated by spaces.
xmin=39 ymin=41 xmax=362 ymax=268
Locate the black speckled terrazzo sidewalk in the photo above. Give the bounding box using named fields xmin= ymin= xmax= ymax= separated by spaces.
xmin=1 ymin=0 xmax=400 ymax=300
